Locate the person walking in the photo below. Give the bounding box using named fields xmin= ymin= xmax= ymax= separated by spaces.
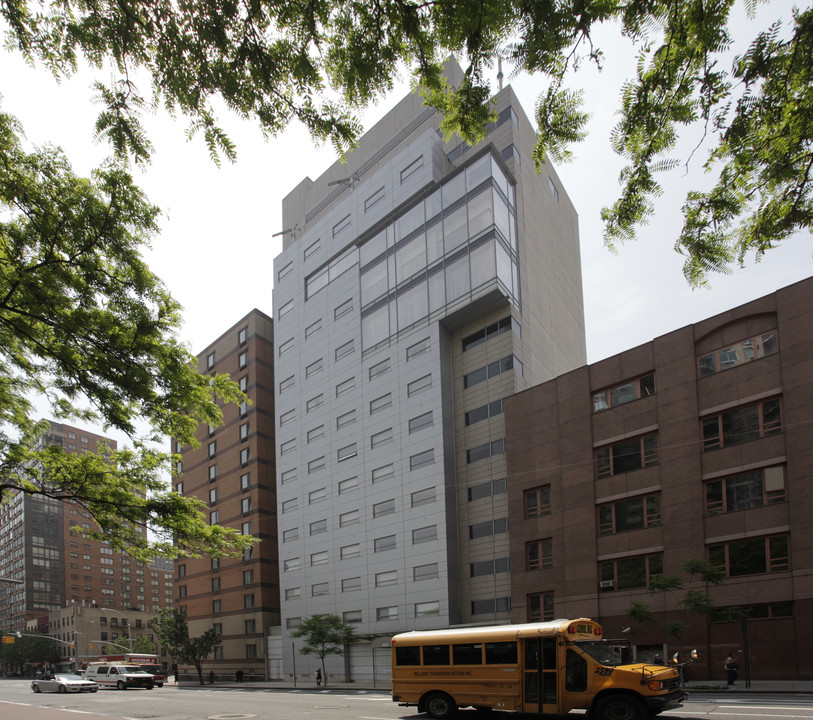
xmin=235 ymin=669 xmax=244 ymax=683
xmin=315 ymin=668 xmax=322 ymax=686
xmin=208 ymin=669 xmax=215 ymax=685
xmin=725 ymin=653 xmax=739 ymax=686
xmin=172 ymin=664 xmax=179 ymax=684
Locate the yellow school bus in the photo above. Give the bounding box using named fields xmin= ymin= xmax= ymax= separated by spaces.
xmin=391 ymin=618 xmax=687 ymax=720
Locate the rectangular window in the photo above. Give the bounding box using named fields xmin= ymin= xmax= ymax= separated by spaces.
xmin=240 ymin=447 xmax=249 ymax=464
xmin=337 ymin=443 xmax=357 ymax=462
xmin=343 ymin=609 xmax=362 ymax=624
xmin=470 ymin=518 xmax=508 ymax=539
xmin=600 ymin=553 xmax=663 ymax=591
xmin=280 ymin=439 xmax=296 ymax=455
xmin=471 ymin=558 xmax=510 ymax=577
xmin=596 ymin=433 xmax=659 ymax=478
xmin=373 ymin=499 xmax=396 ymax=517
xmin=277 ymin=261 xmax=293 ymax=281
xmin=307 ymin=425 xmax=325 ymax=443
xmin=525 ymin=485 xmax=551 ymax=518
xmin=462 ymin=317 xmax=519 ymax=352
xmin=340 ymin=510 xmax=359 ymax=527
xmin=709 ymin=535 xmax=790 ymax=576
xmin=401 ymin=156 xmax=424 ymax=183
xmin=212 ymin=599 xmax=221 ymax=613
xmin=278 ymin=299 xmax=293 ymax=320
xmin=279 ymin=468 xmax=296 ymax=485
xmin=239 ymin=376 xmax=248 ymax=392
xmin=309 ymin=487 xmax=326 ymax=504
xmin=466 ymin=438 xmax=505 ymax=464
xmin=304 ymin=239 xmax=321 ymax=261
xmin=285 ymin=587 xmax=301 ymax=600
xmin=241 ymin=497 xmax=251 ymax=513
xmin=334 ymin=298 xmax=354 ymax=320
xmin=414 ymin=563 xmax=439 ymax=581
xmin=699 ymin=331 xmax=779 ymax=376
xmin=208 ymin=465 xmax=217 ymax=481
xmin=285 ymin=617 xmax=301 ymax=630
xmin=375 ymin=570 xmax=398 ymax=587
xmin=364 ymin=186 xmax=385 ymax=212
xmin=206 ymin=352 xmax=216 ymax=369
xmin=468 ymin=477 xmax=507 ymax=501
xmin=242 ymin=521 xmax=252 ymax=535
xmin=281 ymin=498 xmax=298 ymax=514
xmin=410 ymin=449 xmax=435 ymax=470
xmin=244 ymin=594 xmax=255 ymax=609
xmin=243 ymin=570 xmax=254 ymax=585
xmin=593 ymin=373 xmax=656 ymax=413
xmin=305 ymin=319 xmax=322 ymax=339
xmin=310 ymin=519 xmax=327 ymax=535
xmin=472 ymin=597 xmax=511 ymax=615
xmin=340 ymin=543 xmax=361 ymax=559
xmin=279 ymin=337 xmax=294 ymax=356
xmin=409 ymin=412 xmax=433 ymax=434
xmin=333 ymin=214 xmax=351 ymax=237
xmin=240 ymin=422 xmax=249 ymax=440
xmin=306 ymin=358 xmax=323 ymax=378
xmin=336 ymin=410 xmax=356 ymax=430
xmin=598 ymin=493 xmax=662 ymax=535
xmin=411 ymin=487 xmax=436 ymax=507
xmin=280 ymin=409 xmax=295 ymax=426
xmin=307 ymin=394 xmax=324 ymax=412
xmin=279 ymin=375 xmax=295 ymax=393
xmin=371 ymin=428 xmax=393 ymax=448
xmin=342 ymin=577 xmax=362 ymax=592
xmin=336 ymin=376 xmax=355 ymax=396
xmin=311 ymin=551 xmax=328 ymax=566
xmin=465 ymin=398 xmax=505 ymax=426
xmin=412 ymin=525 xmax=437 ymax=544
xmin=338 ymin=476 xmax=358 ymax=494
xmin=369 ymin=358 xmax=391 ymax=380
xmin=312 ymin=582 xmax=329 ymax=596
xmin=407 ymin=374 xmax=432 ymax=397
xmin=406 ymin=337 xmax=430 ymax=361
xmin=415 ymin=601 xmax=440 ymax=618
xmin=374 ymin=534 xmax=397 ymax=552
xmin=208 ymin=441 xmax=217 ymax=458
xmin=702 ymin=398 xmax=782 ymax=450
xmin=335 ymin=340 xmax=354 ymax=360
xmin=241 ymin=472 xmax=251 ymax=490
xmin=282 ymin=528 xmax=299 ymax=542
xmin=370 ymin=393 xmax=392 ymax=414
xmin=528 ymin=592 xmax=554 ymax=622
xmin=464 ymin=355 xmax=521 ymax=389
xmin=526 ymin=538 xmax=553 ymax=570
xmin=284 ymin=558 xmax=300 ymax=572
xmin=377 ymin=606 xmax=399 ymax=621
xmin=209 ymin=510 xmax=219 ymax=524
xmin=710 ymin=602 xmax=794 ymax=622
xmin=705 ymin=465 xmax=786 ymax=514
xmin=372 ymin=463 xmax=395 ymax=483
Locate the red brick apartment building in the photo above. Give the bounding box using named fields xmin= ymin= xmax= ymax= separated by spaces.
xmin=506 ymin=277 xmax=813 ymax=680
xmin=173 ymin=309 xmax=279 ymax=680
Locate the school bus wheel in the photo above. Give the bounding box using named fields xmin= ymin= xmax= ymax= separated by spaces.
xmin=424 ymin=691 xmax=458 ymax=719
xmin=593 ymin=694 xmax=645 ymax=720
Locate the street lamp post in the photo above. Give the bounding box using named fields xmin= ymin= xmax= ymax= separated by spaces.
xmin=100 ymin=608 xmax=132 ymax=652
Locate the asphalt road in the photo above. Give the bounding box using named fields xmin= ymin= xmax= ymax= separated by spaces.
xmin=1 ymin=679 xmax=812 ymax=720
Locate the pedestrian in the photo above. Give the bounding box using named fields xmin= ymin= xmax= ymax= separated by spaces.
xmin=653 ymin=653 xmax=665 ymax=665
xmin=173 ymin=664 xmax=179 ymax=684
xmin=208 ymin=669 xmax=215 ymax=685
xmin=724 ymin=653 xmax=739 ymax=686
xmin=235 ymin=669 xmax=244 ymax=683
xmin=315 ymin=668 xmax=322 ymax=686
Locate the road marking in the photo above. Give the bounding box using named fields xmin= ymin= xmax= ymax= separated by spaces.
xmin=712 ymin=714 xmax=813 ymax=719
xmin=717 ymin=707 xmax=813 ymax=712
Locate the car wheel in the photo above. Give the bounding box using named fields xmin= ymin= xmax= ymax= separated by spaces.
xmin=424 ymin=692 xmax=458 ymax=719
xmin=156 ymin=683 xmax=163 ymax=688
xmin=32 ymin=684 xmax=41 ymax=693
xmin=91 ymin=688 xmax=98 ymax=693
xmin=117 ymin=680 xmax=127 ymax=690
xmin=58 ymin=685 xmax=67 ymax=694
xmin=147 ymin=683 xmax=154 ymax=690
xmin=593 ymin=694 xmax=646 ymax=720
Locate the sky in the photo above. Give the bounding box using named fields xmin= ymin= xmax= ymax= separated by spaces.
xmin=2 ymin=1 xmax=810 ymax=382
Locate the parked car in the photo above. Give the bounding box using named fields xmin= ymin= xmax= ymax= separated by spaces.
xmin=85 ymin=664 xmax=154 ymax=690
xmin=31 ymin=673 xmax=99 ymax=694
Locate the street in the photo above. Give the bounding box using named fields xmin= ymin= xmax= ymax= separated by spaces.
xmin=1 ymin=680 xmax=812 ymax=720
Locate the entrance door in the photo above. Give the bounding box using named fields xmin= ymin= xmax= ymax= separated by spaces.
xmin=522 ymin=638 xmax=558 ymax=714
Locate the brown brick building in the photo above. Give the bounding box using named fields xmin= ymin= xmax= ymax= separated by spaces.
xmin=505 ymin=276 xmax=813 ymax=680
xmin=173 ymin=309 xmax=278 ymax=680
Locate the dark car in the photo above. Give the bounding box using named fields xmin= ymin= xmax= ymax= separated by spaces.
xmin=141 ymin=664 xmax=168 ymax=687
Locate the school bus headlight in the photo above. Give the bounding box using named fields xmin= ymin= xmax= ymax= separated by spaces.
xmin=646 ymin=679 xmax=665 ymax=692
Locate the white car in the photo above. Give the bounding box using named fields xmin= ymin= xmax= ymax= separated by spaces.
xmin=32 ymin=673 xmax=100 ymax=694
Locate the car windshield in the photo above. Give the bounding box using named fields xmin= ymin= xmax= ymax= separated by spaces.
xmin=54 ymin=674 xmax=83 ymax=681
xmin=123 ymin=666 xmax=149 ymax=674
xmin=573 ymin=642 xmax=625 ymax=667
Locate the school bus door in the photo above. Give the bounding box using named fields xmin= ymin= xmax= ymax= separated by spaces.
xmin=522 ymin=637 xmax=558 ymax=714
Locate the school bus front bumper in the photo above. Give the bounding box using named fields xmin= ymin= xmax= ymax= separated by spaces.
xmin=643 ymin=689 xmax=687 ymax=713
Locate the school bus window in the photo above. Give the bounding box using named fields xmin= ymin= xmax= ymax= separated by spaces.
xmin=395 ymin=646 xmax=420 ymax=666
xmin=485 ymin=641 xmax=517 ymax=664
xmin=566 ymin=649 xmax=588 ymax=692
xmin=452 ymin=643 xmax=483 ymax=665
xmin=423 ymin=645 xmax=450 ymax=665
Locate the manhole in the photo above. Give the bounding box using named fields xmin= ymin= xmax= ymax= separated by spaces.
xmin=313 ymin=706 xmax=349 ymax=710
xmin=207 ymin=714 xmax=258 ymax=719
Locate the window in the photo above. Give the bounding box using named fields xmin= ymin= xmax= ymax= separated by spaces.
xmin=280 ymin=468 xmax=296 ymax=485
xmin=375 ymin=570 xmax=398 ymax=587
xmin=280 ymin=439 xmax=296 ymax=455
xmin=178 ymin=585 xmax=187 ymax=598
xmin=468 ymin=477 xmax=507 ymax=501
xmin=409 ymin=412 xmax=433 ymax=433
xmin=465 ymin=398 xmax=505 ymax=426
xmin=415 ymin=601 xmax=440 ymax=617
xmin=307 ymin=394 xmax=324 ymax=412
xmin=310 ymin=519 xmax=327 ymax=535
xmin=411 ymin=487 xmax=436 ymax=508
xmin=212 ymin=599 xmax=221 ymax=614
xmin=702 ymin=398 xmax=782 ymax=450
xmin=209 ymin=488 xmax=217 ymax=504
xmin=333 ymin=214 xmax=351 ymax=237
xmin=208 ymin=441 xmax=216 ymax=458
xmin=472 ymin=597 xmax=511 ymax=615
xmin=279 ymin=375 xmax=295 ymax=393
xmin=336 ymin=376 xmax=355 ymax=396
xmin=337 ymin=410 xmax=356 ymax=429
xmin=598 ymin=493 xmax=662 ymax=535
xmin=242 ymin=521 xmax=252 ymax=535
xmin=334 ymin=298 xmax=354 ymax=320
xmin=406 ymin=337 xmax=430 ymax=361
xmin=373 ymin=499 xmax=396 ymax=517
xmin=377 ymin=606 xmax=399 ymax=621
xmin=282 ymin=498 xmax=298 ymax=514
xmin=464 ymin=355 xmax=522 ymax=389
xmin=370 ymin=393 xmax=392 ymax=414
xmin=206 ymin=352 xmax=215 ymax=369
xmin=600 ymin=553 xmax=663 ymax=591
xmin=243 ymin=570 xmax=254 ymax=585
xmin=280 ymin=409 xmax=295 ymax=426
xmin=304 ymin=238 xmax=321 ymax=260
xmin=462 ymin=317 xmax=520 ymax=352
xmin=338 ymin=476 xmax=358 ymax=494
xmin=337 ymin=443 xmax=357 ymax=462
xmin=308 ymin=456 xmax=325 ymax=474
xmin=305 ymin=319 xmax=323 ymax=339
xmin=374 ymin=534 xmax=397 ymax=552
xmin=471 ymin=558 xmax=510 ymax=577
xmin=414 ymin=563 xmax=439 ymax=581
xmin=311 ymin=551 xmax=328 ymax=566
xmin=278 ymin=299 xmax=294 ymax=320
xmin=211 ymin=577 xmax=221 ymax=592
xmin=240 ymin=448 xmax=250 ymax=465
xmin=365 ymin=186 xmax=385 ymax=212
xmin=466 ymin=438 xmax=505 ymax=464
xmin=596 ymin=433 xmax=659 ymax=478
xmin=593 ymin=373 xmax=656 ymax=412
xmin=705 ymin=465 xmax=786 ymax=514
xmin=340 ymin=543 xmax=361 ymax=559
xmin=240 ymin=422 xmax=249 ymax=440
xmin=369 ymin=358 xmax=391 ymax=380
xmin=699 ymin=331 xmax=779 ymax=376
xmin=307 ymin=425 xmax=325 ymax=443
xmin=239 ymin=351 xmax=248 ymax=368
xmin=282 ymin=528 xmax=299 ymax=542
xmin=526 ymin=538 xmax=553 ymax=570
xmin=413 ymin=525 xmax=437 ymax=544
xmin=312 ymin=582 xmax=329 ymax=596
xmin=279 ymin=337 xmax=294 ymax=356
xmin=239 ymin=376 xmax=248 ymax=392
xmin=410 ymin=449 xmax=435 ymax=470
xmin=372 ymin=464 xmax=395 ymax=483
xmin=306 ymin=358 xmax=323 ymax=378
xmin=278 ymin=261 xmax=293 ymax=281
xmin=238 ymin=327 xmax=248 ymax=345
xmin=371 ymin=428 xmax=393 ymax=448
xmin=407 ymin=374 xmax=432 ymax=396
xmin=285 ymin=587 xmax=301 ymax=600
xmin=309 ymin=487 xmax=326 ymax=504
xmin=241 ymin=497 xmax=252 ymax=514
xmin=342 ymin=577 xmax=362 ymax=592
xmin=284 ymin=558 xmax=301 ymax=572
xmin=208 ymin=464 xmax=217 ymax=481
xmin=709 ymin=535 xmax=790 ymax=576
xmin=710 ymin=602 xmax=794 ymax=622
xmin=524 ymin=485 xmax=551 ymax=518
xmin=244 ymin=594 xmax=255 ymax=609
xmin=209 ymin=510 xmax=219 ymax=524
xmin=470 ymin=518 xmax=508 ymax=539
xmin=286 ymin=617 xmax=302 ymax=629
xmin=241 ymin=472 xmax=251 ymax=490
xmin=340 ymin=510 xmax=359 ymax=527
xmin=343 ymin=610 xmax=362 ymax=624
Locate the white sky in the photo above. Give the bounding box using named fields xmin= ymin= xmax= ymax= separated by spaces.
xmin=2 ymin=1 xmax=810 ymax=382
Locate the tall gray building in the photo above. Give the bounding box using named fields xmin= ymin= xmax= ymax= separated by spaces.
xmin=272 ymin=64 xmax=585 ymax=682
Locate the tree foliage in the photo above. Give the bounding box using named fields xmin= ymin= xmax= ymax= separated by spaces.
xmin=149 ymin=608 xmax=220 ymax=685
xmin=291 ymin=614 xmax=357 ymax=687
xmin=130 ymin=634 xmax=157 ymax=654
xmin=2 ymin=0 xmax=810 ymax=285
xmin=0 ymin=633 xmax=59 ymax=672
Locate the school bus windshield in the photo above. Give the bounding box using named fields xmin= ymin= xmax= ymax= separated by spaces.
xmin=573 ymin=642 xmax=624 ymax=666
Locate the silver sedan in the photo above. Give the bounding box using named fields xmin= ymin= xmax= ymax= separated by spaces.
xmin=31 ymin=673 xmax=99 ymax=693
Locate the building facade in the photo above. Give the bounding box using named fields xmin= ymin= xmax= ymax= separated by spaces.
xmin=272 ymin=64 xmax=585 ymax=683
xmin=506 ymin=276 xmax=813 ymax=680
xmin=173 ymin=309 xmax=278 ymax=680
